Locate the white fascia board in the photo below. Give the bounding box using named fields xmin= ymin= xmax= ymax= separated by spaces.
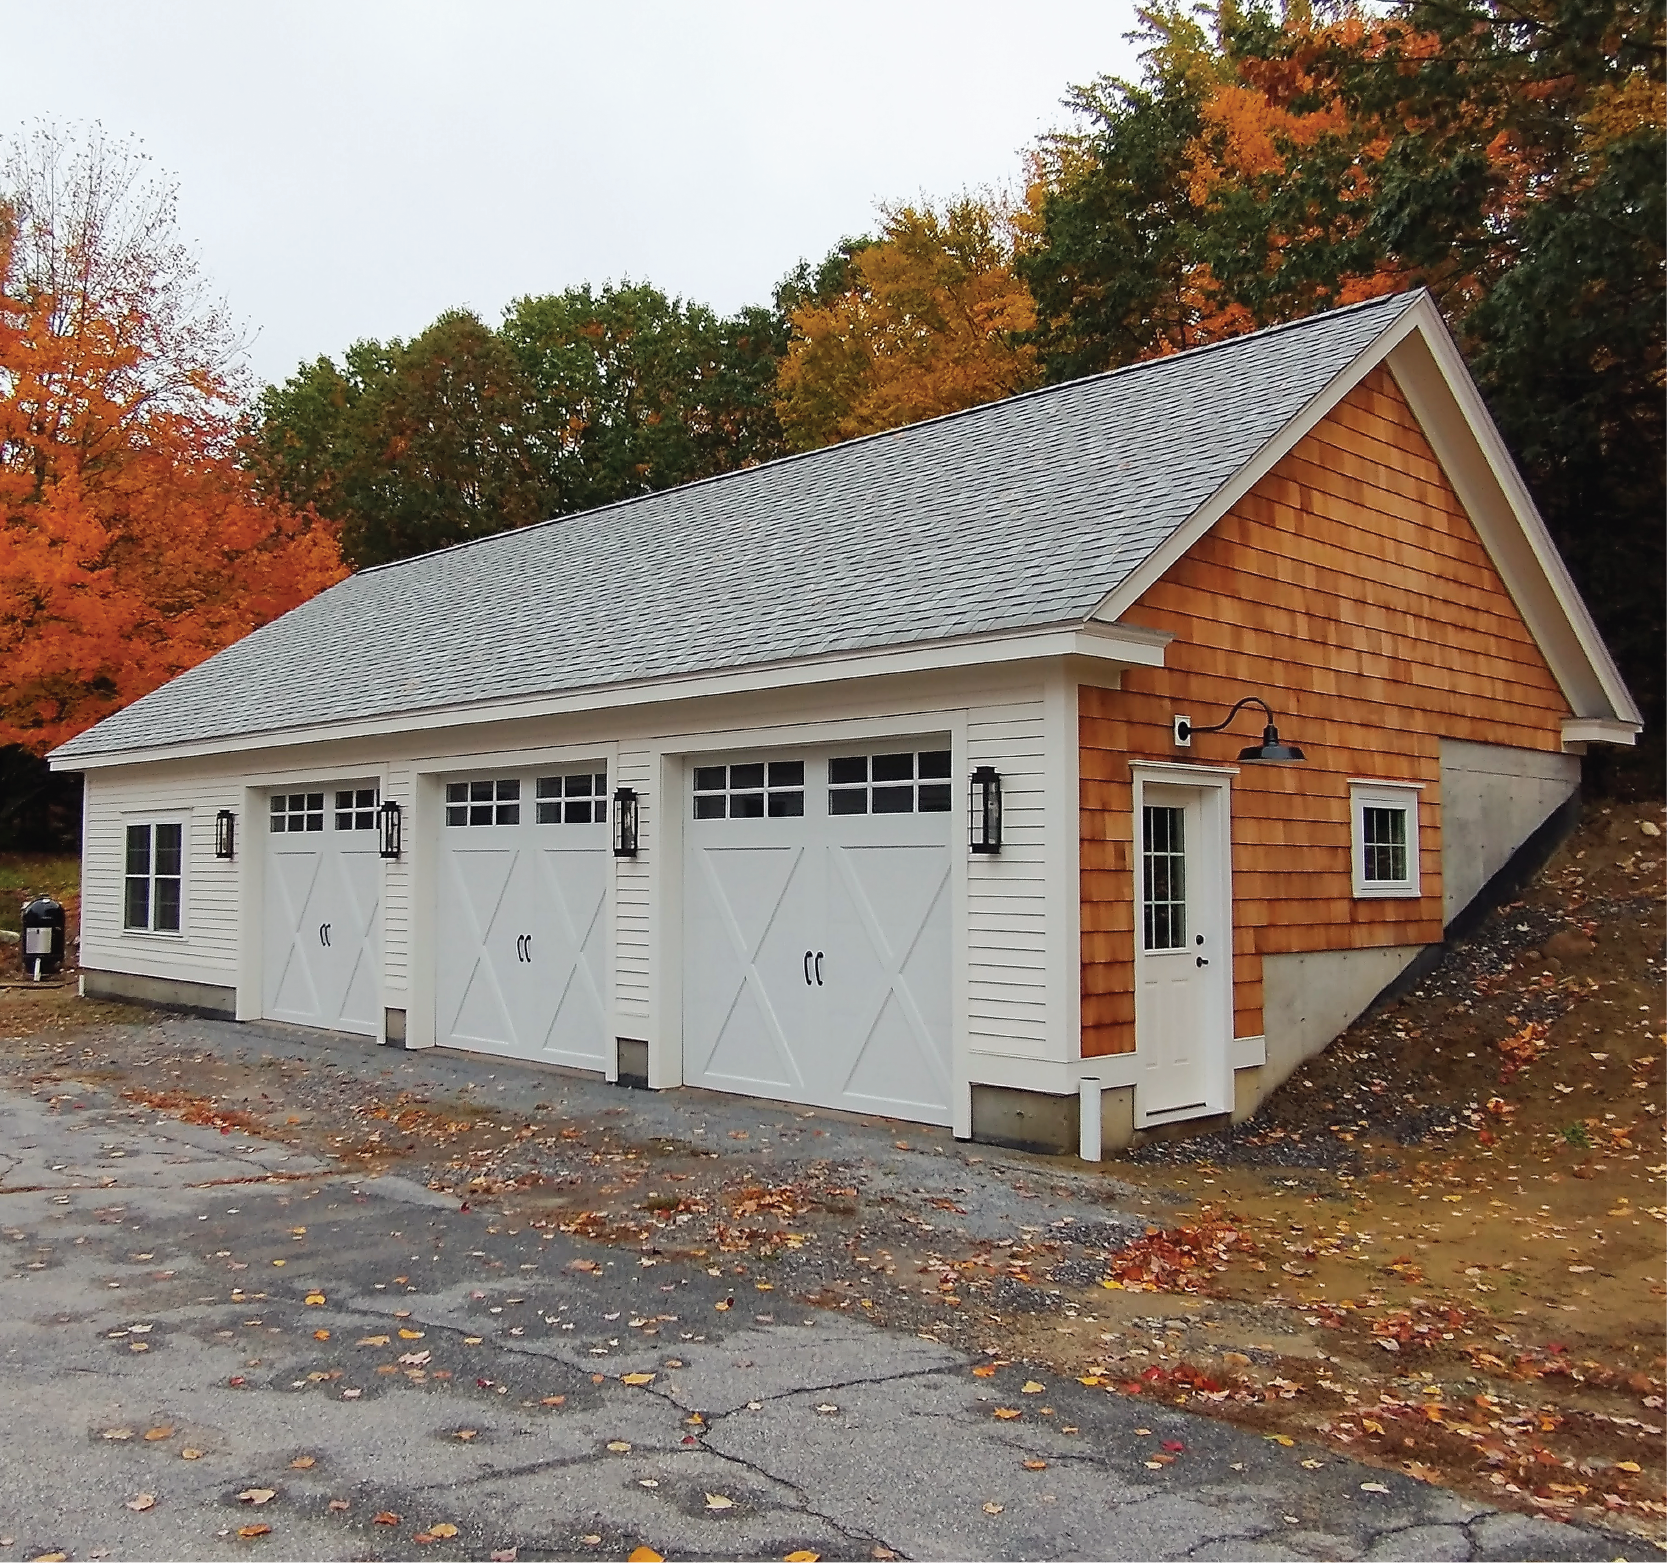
xmin=1562 ymin=717 xmax=1639 ymax=750
xmin=50 ymin=619 xmax=1172 ymax=772
xmin=1088 ymin=294 xmax=1641 ymax=736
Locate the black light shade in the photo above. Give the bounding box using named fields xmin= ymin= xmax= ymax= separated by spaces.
xmin=612 ymin=788 xmax=639 ymax=858
xmin=970 ymin=766 xmax=1002 ymax=854
xmin=1238 ymin=723 xmax=1306 ymax=763
xmin=214 ymin=809 xmax=236 ymax=860
xmin=376 ymin=799 xmax=402 ymax=860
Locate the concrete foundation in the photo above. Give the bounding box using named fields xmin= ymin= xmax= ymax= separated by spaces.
xmin=384 ymin=1007 xmax=407 ymax=1045
xmin=616 ymin=1037 xmax=650 ymax=1088
xmin=81 ymin=968 xmax=236 ymax=1021
xmin=969 ymin=1083 xmax=1077 ymax=1154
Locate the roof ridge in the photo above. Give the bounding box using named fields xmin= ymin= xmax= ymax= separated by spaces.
xmin=358 ymin=288 xmax=1425 ymax=579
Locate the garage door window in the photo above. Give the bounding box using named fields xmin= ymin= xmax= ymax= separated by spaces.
xmin=537 ymin=773 xmax=608 ymax=824
xmin=828 ymin=750 xmax=952 ymax=815
xmin=270 ymin=793 xmax=324 ymax=832
xmin=125 ymin=822 xmax=184 ymax=933
xmin=334 ymin=789 xmax=378 ymax=830
xmin=693 ymin=761 xmax=805 ymax=819
xmin=446 ymin=779 xmax=520 ymax=826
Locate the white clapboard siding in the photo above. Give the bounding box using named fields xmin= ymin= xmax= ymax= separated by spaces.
xmin=965 ymin=697 xmax=1051 ymax=1060
xmin=82 ymin=767 xmax=242 ymax=982
xmin=614 ymin=746 xmax=653 ymax=1025
xmin=381 ymin=759 xmax=415 ymax=1000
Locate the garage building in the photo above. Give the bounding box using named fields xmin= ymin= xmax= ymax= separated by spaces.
xmin=49 ymin=292 xmax=1640 ymax=1154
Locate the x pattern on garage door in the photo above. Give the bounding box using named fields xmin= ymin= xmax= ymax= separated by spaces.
xmin=436 ymin=767 xmax=611 ymax=1069
xmin=263 ymin=786 xmax=383 ymax=1035
xmin=683 ymin=746 xmax=953 ymax=1124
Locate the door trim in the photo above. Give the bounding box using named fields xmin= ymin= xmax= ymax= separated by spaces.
xmin=1129 ymin=761 xmax=1235 ymax=1126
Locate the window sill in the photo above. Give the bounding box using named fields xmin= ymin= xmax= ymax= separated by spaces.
xmin=1352 ymin=884 xmax=1421 ymax=900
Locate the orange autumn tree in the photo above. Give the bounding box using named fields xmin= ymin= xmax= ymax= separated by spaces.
xmin=0 ymin=126 xmax=346 ymax=755
xmin=774 ymin=196 xmax=1040 ymax=452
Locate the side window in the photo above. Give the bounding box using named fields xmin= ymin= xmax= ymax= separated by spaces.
xmin=692 ymin=761 xmax=805 ymax=819
xmin=334 ymin=788 xmax=378 ymax=830
xmin=1351 ymin=783 xmax=1421 ymax=898
xmin=827 ymin=749 xmax=952 ymax=815
xmin=270 ymin=792 xmax=324 ymax=832
xmin=1140 ymin=804 xmax=1187 ymax=951
xmin=124 ymin=822 xmax=183 ymax=933
xmin=445 ymin=779 xmax=520 ymax=827
xmin=536 ymin=772 xmax=608 ymax=825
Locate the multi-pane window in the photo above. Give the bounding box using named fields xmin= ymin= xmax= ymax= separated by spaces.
xmin=270 ymin=792 xmax=324 ymax=832
xmin=1351 ymin=783 xmax=1420 ymax=897
xmin=536 ymin=773 xmax=608 ymax=824
xmin=445 ymin=778 xmax=520 ymax=827
xmin=693 ymin=761 xmax=805 ymax=819
xmin=1141 ymin=804 xmax=1187 ymax=951
xmin=827 ymin=750 xmax=952 ymax=815
xmin=124 ymin=822 xmax=183 ymax=933
xmin=335 ymin=788 xmax=378 ymax=831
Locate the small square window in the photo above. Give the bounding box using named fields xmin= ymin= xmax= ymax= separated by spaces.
xmin=1351 ymin=783 xmax=1421 ymax=898
xmin=871 ymin=752 xmax=914 ymax=783
xmin=828 ymin=756 xmax=867 ymax=786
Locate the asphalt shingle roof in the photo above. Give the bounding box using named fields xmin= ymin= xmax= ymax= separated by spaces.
xmin=53 ymin=291 xmax=1421 ymax=761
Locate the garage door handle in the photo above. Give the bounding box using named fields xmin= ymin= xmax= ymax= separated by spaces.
xmin=517 ymin=934 xmax=533 ymax=963
xmin=319 ymin=923 xmax=331 ymax=947
xmin=803 ymin=950 xmax=812 ymax=986
xmin=814 ymin=952 xmax=823 ymax=986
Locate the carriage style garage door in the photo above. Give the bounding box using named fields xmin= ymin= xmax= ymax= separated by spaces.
xmin=683 ymin=744 xmax=954 ymax=1124
xmin=435 ymin=767 xmax=612 ymax=1070
xmin=263 ymin=786 xmax=383 ymax=1035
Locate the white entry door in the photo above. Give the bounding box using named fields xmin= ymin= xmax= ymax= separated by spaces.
xmin=263 ymin=786 xmax=383 ymax=1036
xmin=1134 ymin=780 xmax=1231 ymax=1125
xmin=435 ymin=768 xmax=612 ymax=1071
xmin=683 ymin=745 xmax=954 ymax=1124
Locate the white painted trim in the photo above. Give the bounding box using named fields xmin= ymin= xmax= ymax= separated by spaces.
xmin=1562 ymin=717 xmax=1639 ymax=750
xmin=51 ymin=622 xmax=1171 ymax=772
xmin=950 ymin=709 xmax=973 ymax=1140
xmin=965 ymin=1052 xmax=1081 ymax=1095
xmin=1081 ymin=1052 xmax=1139 ymax=1090
xmin=113 ymin=812 xmax=191 ymax=942
xmin=1043 ymin=669 xmax=1081 ymax=1071
xmin=1350 ymin=782 xmax=1422 ymax=900
xmin=1131 ymin=768 xmax=1236 ymax=1127
xmin=1347 ymin=778 xmax=1426 ymax=790
xmin=1078 ymin=1078 xmax=1102 ymax=1162
xmin=1088 ymin=295 xmax=1640 ymax=734
xmin=1231 ymin=1034 xmax=1267 ymax=1070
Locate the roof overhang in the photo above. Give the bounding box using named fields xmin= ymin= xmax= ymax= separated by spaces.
xmin=1088 ymin=291 xmax=1641 ymax=743
xmin=49 ymin=618 xmax=1172 ymax=772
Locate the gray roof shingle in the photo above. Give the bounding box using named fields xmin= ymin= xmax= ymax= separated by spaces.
xmin=53 ymin=291 xmax=1419 ymax=761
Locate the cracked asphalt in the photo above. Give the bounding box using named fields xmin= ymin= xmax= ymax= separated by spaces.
xmin=0 ymin=1022 xmax=1637 ymax=1560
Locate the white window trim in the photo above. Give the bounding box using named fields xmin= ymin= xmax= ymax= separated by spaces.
xmin=1350 ymin=782 xmax=1422 ymax=899
xmin=121 ymin=814 xmax=190 ymax=939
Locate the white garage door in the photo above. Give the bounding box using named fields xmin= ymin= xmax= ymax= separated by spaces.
xmin=683 ymin=745 xmax=953 ymax=1124
xmin=435 ymin=768 xmax=612 ymax=1070
xmin=263 ymin=786 xmax=383 ymax=1036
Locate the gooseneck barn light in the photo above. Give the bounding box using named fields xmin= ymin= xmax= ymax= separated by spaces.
xmin=969 ymin=766 xmax=1003 ymax=854
xmin=1174 ymin=696 xmax=1307 ymax=763
xmin=612 ymin=788 xmax=640 ymax=858
xmin=214 ymin=809 xmax=236 ymax=860
xmin=376 ymin=799 xmax=403 ymax=860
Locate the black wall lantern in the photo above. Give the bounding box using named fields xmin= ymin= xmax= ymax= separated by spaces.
xmin=612 ymin=787 xmax=639 ymax=858
xmin=376 ymin=799 xmax=402 ymax=860
xmin=1174 ymin=696 xmax=1306 ymax=763
xmin=214 ymin=809 xmax=236 ymax=860
xmin=970 ymin=766 xmax=1003 ymax=854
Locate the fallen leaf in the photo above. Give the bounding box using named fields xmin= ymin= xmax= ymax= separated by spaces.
xmin=454 ymin=1429 xmax=478 ymax=1441
xmin=1022 ymin=1459 xmax=1047 ymax=1471
xmin=398 ymin=1328 xmax=424 ymax=1340
xmin=357 ymin=1335 xmax=390 ymax=1346
xmin=304 ymin=1293 xmax=325 ymax=1305
xmin=289 ymin=1456 xmax=315 ymax=1469
xmin=463 ymin=1337 xmax=484 ymax=1345
xmin=993 ymin=1407 xmax=1023 ymax=1420
xmin=1617 ymin=1461 xmax=1642 ymax=1473
xmin=541 ymin=1395 xmax=566 ymax=1407
xmin=1360 ymin=1482 xmax=1390 ymax=1494
xmin=622 ymin=1372 xmax=656 ymax=1386
xmin=429 ymin=1523 xmax=458 ymax=1538
xmin=374 ymin=1511 xmax=401 ymax=1525
xmin=715 ymin=1298 xmax=733 ymax=1311
xmin=607 ymin=1441 xmax=632 ymax=1453
xmin=983 ymin=1501 xmax=1003 ymax=1515
xmin=704 ymin=1493 xmax=734 ymax=1510
xmin=102 ymin=1427 xmax=133 ymax=1440
xmin=1161 ymin=1440 xmax=1185 ymax=1453
xmin=1021 ymin=1380 xmax=1045 ymax=1394
xmin=972 ymin=1365 xmax=996 ymax=1378
xmin=236 ymin=1525 xmax=271 ymax=1539
xmin=399 ymin=1351 xmax=431 ymax=1366
xmin=627 ymin=1550 xmax=663 ymax=1563
xmin=237 ymin=1489 xmax=276 ymax=1505
xmin=328 ymin=1500 xmax=350 ymax=1512
xmin=815 ymin=1403 xmax=838 ymax=1414
xmin=784 ymin=1553 xmax=821 ymax=1561
xmin=341 ymin=1388 xmax=362 ymax=1400
xmin=182 ymin=1448 xmax=204 ymax=1460
xmin=491 ymin=1551 xmax=518 ymax=1562
xmin=143 ymin=1425 xmax=173 ymax=1441
xmin=313 ymin=1329 xmax=330 ymax=1341
xmin=125 ymin=1494 xmax=156 ymax=1512
xmin=1265 ymin=1435 xmax=1294 ymax=1447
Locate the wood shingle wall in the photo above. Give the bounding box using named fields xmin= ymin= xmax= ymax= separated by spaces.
xmin=1080 ymin=366 xmax=1570 ymax=1057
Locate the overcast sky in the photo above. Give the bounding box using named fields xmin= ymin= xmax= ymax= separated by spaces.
xmin=5 ymin=1 xmax=1142 ymax=389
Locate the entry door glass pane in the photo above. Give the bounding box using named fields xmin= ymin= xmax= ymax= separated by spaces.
xmin=1142 ymin=804 xmax=1187 ymax=951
